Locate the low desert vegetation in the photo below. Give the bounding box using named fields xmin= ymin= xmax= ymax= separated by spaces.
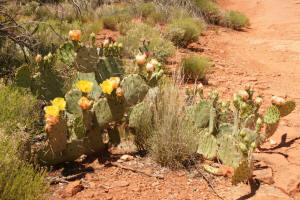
xmin=182 ymin=55 xmax=213 ymax=80
xmin=222 ymin=10 xmax=250 ymax=30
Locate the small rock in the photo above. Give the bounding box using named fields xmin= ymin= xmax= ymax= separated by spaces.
xmin=120 ymin=154 xmax=134 ymax=161
xmin=111 ymin=180 xmax=130 ymax=188
xmin=65 ymin=180 xmax=84 ymax=197
xmin=253 ymin=168 xmax=274 ymax=184
xmin=270 ymin=139 xmax=277 ymax=145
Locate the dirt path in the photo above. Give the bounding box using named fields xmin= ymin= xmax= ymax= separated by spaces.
xmin=201 ymin=0 xmax=300 ymax=199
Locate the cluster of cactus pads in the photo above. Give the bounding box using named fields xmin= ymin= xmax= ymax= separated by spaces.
xmin=25 ymin=31 xmax=165 ymax=165
xmin=185 ymin=85 xmax=295 ymax=185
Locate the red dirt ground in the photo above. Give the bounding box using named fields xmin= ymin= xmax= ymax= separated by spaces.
xmin=49 ymin=0 xmax=300 ymax=199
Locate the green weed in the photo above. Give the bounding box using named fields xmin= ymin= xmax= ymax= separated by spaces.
xmin=182 ymin=55 xmax=213 ymax=80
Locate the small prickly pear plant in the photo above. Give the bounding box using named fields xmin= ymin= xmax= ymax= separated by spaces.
xmin=31 ymin=31 xmax=165 ymax=165
xmin=187 ymin=85 xmax=295 ymax=185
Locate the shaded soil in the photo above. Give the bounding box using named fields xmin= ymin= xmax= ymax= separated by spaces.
xmin=48 ymin=0 xmax=300 ymax=199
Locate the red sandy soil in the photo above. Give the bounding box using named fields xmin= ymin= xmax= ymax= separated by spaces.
xmin=49 ymin=0 xmax=300 ymax=199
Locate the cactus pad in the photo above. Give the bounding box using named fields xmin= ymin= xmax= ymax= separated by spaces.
xmin=15 ymin=65 xmax=31 ymax=88
xmin=277 ymin=100 xmax=296 ymax=117
xmin=58 ymin=42 xmax=75 ymax=65
xmin=197 ymin=129 xmax=217 ymax=160
xmin=47 ymin=119 xmax=68 ymax=153
xmin=75 ymin=46 xmax=98 ymax=73
xmin=264 ymin=105 xmax=280 ymax=124
xmin=65 ymin=89 xmax=82 ymax=114
xmin=121 ymin=74 xmax=149 ymax=106
xmin=218 ymin=134 xmax=243 ymax=168
xmin=265 ymin=121 xmax=279 ymax=139
xmin=77 ymin=72 xmax=102 ymax=100
xmin=92 ymin=98 xmax=113 ymax=129
xmin=129 ymin=102 xmax=153 ymax=132
xmin=72 ymin=114 xmax=85 ymax=139
xmin=187 ymin=100 xmax=210 ymax=128
xmin=95 ymin=57 xmax=124 ymax=83
xmin=231 ymin=160 xmax=251 ymax=185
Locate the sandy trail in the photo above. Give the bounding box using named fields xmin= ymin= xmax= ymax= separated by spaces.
xmin=203 ymin=0 xmax=300 ymax=199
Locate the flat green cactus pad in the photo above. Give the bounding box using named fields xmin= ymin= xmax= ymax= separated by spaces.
xmin=187 ymin=100 xmax=210 ymax=128
xmin=75 ymin=46 xmax=98 ymax=73
xmin=277 ymin=100 xmax=296 ymax=117
xmin=92 ymin=98 xmax=113 ymax=129
xmin=264 ymin=105 xmax=280 ymax=124
xmin=197 ymin=129 xmax=217 ymax=160
xmin=15 ymin=65 xmax=31 ymax=88
xmin=72 ymin=114 xmax=85 ymax=139
xmin=58 ymin=42 xmax=76 ymax=65
xmin=65 ymin=89 xmax=82 ymax=115
xmin=203 ymin=164 xmax=220 ymax=175
xmin=231 ymin=160 xmax=251 ymax=185
xmin=218 ymin=133 xmax=243 ymax=168
xmin=217 ymin=123 xmax=233 ymax=138
xmin=129 ymin=102 xmax=153 ymax=131
xmin=77 ymin=72 xmax=102 ymax=100
xmin=121 ymin=74 xmax=149 ymax=106
xmin=265 ymin=121 xmax=279 ymax=139
xmin=95 ymin=57 xmax=124 ymax=83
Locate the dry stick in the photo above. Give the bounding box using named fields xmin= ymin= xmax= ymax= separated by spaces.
xmin=49 ymin=172 xmax=87 ymax=185
xmin=196 ymin=169 xmax=224 ymax=200
xmin=111 ymin=162 xmax=164 ymax=180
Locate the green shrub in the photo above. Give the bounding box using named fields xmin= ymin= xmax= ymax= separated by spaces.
xmin=165 ymin=18 xmax=203 ymax=47
xmin=0 ymin=133 xmax=49 ymax=200
xmin=102 ymin=16 xmax=118 ymax=30
xmin=118 ymin=22 xmax=175 ymax=63
xmin=182 ymin=55 xmax=213 ymax=80
xmin=0 ymin=85 xmax=39 ymax=134
xmin=222 ymin=10 xmax=250 ymax=30
xmin=195 ymin=0 xmax=222 ymax=24
xmin=147 ymin=82 xmax=198 ymax=168
xmin=35 ymin=6 xmax=53 ymax=20
xmin=134 ymin=2 xmax=156 ymax=18
xmin=21 ymin=1 xmax=40 ymax=16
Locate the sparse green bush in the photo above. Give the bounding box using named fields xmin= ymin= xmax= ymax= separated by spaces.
xmin=182 ymin=55 xmax=213 ymax=80
xmin=195 ymin=0 xmax=222 ymax=24
xmin=118 ymin=22 xmax=175 ymax=63
xmin=35 ymin=6 xmax=53 ymax=20
xmin=102 ymin=15 xmax=118 ymax=30
xmin=165 ymin=18 xmax=203 ymax=47
xmin=20 ymin=1 xmax=40 ymax=16
xmin=0 ymin=85 xmax=39 ymax=134
xmin=147 ymin=82 xmax=198 ymax=168
xmin=0 ymin=133 xmax=49 ymax=200
xmin=222 ymin=10 xmax=250 ymax=30
xmin=134 ymin=2 xmax=156 ymax=18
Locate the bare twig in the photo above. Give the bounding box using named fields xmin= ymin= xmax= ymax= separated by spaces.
xmin=110 ymin=162 xmax=164 ymax=180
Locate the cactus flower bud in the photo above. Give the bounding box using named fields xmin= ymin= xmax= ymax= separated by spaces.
xmin=271 ymin=96 xmax=286 ymax=106
xmin=118 ymin=43 xmax=123 ymax=48
xmin=197 ymin=83 xmax=204 ymax=91
xmin=45 ymin=115 xmax=59 ymax=126
xmin=35 ymin=54 xmax=42 ymax=63
xmin=233 ymin=93 xmax=238 ymax=101
xmin=146 ymin=63 xmax=155 ymax=72
xmin=69 ymin=30 xmax=82 ymax=41
xmin=239 ymin=143 xmax=248 ymax=152
xmin=136 ymin=54 xmax=147 ymax=66
xmin=150 ymin=58 xmax=159 ymax=66
xmin=103 ymin=39 xmax=110 ymax=48
xmin=78 ymin=97 xmax=93 ymax=110
xmin=116 ymin=87 xmax=123 ymax=97
xmin=109 ymin=77 xmax=120 ymax=89
xmin=238 ymin=90 xmax=249 ymax=101
xmin=255 ymin=97 xmax=263 ymax=106
xmin=239 ymin=129 xmax=246 ymax=137
xmin=244 ymin=84 xmax=251 ymax=91
xmin=256 ymin=118 xmax=263 ymax=125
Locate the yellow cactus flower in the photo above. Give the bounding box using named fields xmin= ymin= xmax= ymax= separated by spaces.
xmin=76 ymin=80 xmax=93 ymax=93
xmin=51 ymin=97 xmax=66 ymax=111
xmin=109 ymin=77 xmax=120 ymax=89
xmin=100 ymin=80 xmax=114 ymax=95
xmin=78 ymin=96 xmax=93 ymax=110
xmin=44 ymin=105 xmax=60 ymax=118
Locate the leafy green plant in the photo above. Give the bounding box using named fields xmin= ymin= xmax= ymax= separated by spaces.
xmin=195 ymin=0 xmax=222 ymax=24
xmin=182 ymin=55 xmax=213 ymax=80
xmin=165 ymin=18 xmax=203 ymax=47
xmin=134 ymin=2 xmax=156 ymax=18
xmin=118 ymin=22 xmax=175 ymax=63
xmin=102 ymin=16 xmax=118 ymax=30
xmin=222 ymin=10 xmax=250 ymax=30
xmin=0 ymin=133 xmax=49 ymax=200
xmin=0 ymin=85 xmax=39 ymax=134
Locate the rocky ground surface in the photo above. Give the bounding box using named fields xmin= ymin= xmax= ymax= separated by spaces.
xmin=48 ymin=0 xmax=300 ymax=199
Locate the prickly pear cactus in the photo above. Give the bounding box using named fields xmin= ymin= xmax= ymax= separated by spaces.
xmin=197 ymin=129 xmax=217 ymax=160
xmin=75 ymin=46 xmax=98 ymax=73
xmin=264 ymin=105 xmax=280 ymax=124
xmin=95 ymin=57 xmax=124 ymax=83
xmin=129 ymin=101 xmax=153 ymax=132
xmin=277 ymin=100 xmax=296 ymax=117
xmin=231 ymin=160 xmax=251 ymax=185
xmin=15 ymin=65 xmax=31 ymax=88
xmin=58 ymin=42 xmax=76 ymax=65
xmin=121 ymin=74 xmax=149 ymax=106
xmin=218 ymin=134 xmax=243 ymax=168
xmin=187 ymin=100 xmax=211 ymax=128
xmin=77 ymin=72 xmax=102 ymax=100
xmin=47 ymin=119 xmax=68 ymax=153
xmin=92 ymin=98 xmax=113 ymax=129
xmin=65 ymin=89 xmax=82 ymax=115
